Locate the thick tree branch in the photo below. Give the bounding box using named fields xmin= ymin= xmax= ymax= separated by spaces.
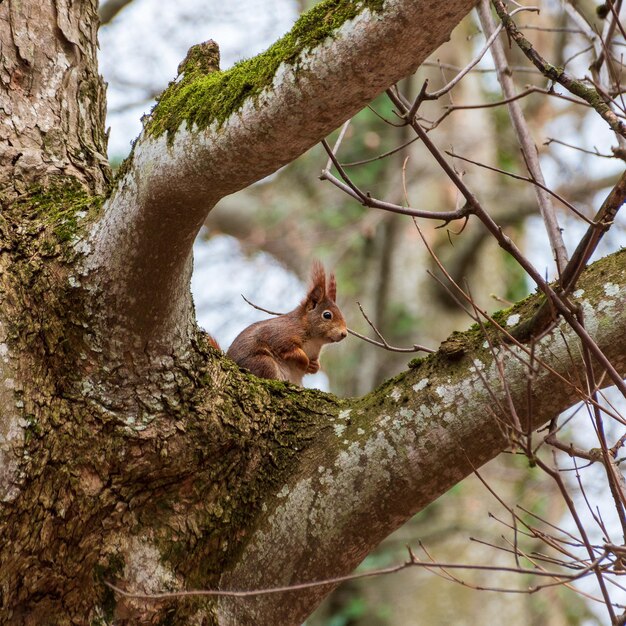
xmin=8 ymin=1 xmax=626 ymax=623
xmin=98 ymin=0 xmax=135 ymax=25
xmin=85 ymin=0 xmax=478 ymax=351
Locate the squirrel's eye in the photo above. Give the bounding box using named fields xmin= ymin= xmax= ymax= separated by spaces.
xmin=322 ymin=310 xmax=333 ymax=320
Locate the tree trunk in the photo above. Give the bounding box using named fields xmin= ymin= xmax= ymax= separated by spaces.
xmin=0 ymin=0 xmax=110 ymax=197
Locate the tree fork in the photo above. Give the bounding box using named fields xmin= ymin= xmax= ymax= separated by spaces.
xmin=3 ymin=0 xmax=626 ymax=624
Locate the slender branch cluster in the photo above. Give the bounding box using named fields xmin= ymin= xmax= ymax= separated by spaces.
xmin=315 ymin=2 xmax=626 ymax=622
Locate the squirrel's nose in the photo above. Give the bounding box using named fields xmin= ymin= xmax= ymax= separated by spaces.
xmin=340 ymin=329 xmax=348 ymax=339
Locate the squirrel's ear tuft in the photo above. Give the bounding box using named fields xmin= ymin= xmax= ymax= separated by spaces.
xmin=328 ymin=273 xmax=337 ymax=302
xmin=305 ymin=261 xmax=326 ymax=309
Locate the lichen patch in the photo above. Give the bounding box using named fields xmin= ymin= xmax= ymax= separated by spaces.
xmin=389 ymin=387 xmax=402 ymax=401
xmin=412 ymin=377 xmax=429 ymax=392
xmin=506 ymin=313 xmax=520 ymax=326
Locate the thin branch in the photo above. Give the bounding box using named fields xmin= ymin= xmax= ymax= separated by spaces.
xmin=420 ymin=60 xmax=540 ymax=74
xmin=611 ymin=432 xmax=626 ymax=457
xmin=492 ymin=0 xmax=626 ymax=139
xmin=515 ymin=505 xmax=590 ymax=547
xmin=320 ymin=140 xmax=470 ymax=223
xmin=426 ymin=269 xmax=475 ymax=318
xmin=421 ymin=5 xmax=539 ymax=104
xmin=571 ymin=455 xmax=615 ymax=553
xmin=240 ymin=294 xmax=282 ymax=317
xmin=545 ymin=137 xmax=616 ymax=159
xmin=105 ymin=553 xmax=594 ymax=602
xmin=479 ymin=0 xmax=569 ymax=275
xmin=321 ymin=138 xmax=367 ymax=201
xmin=446 ymin=149 xmax=593 ymax=224
xmin=406 ymin=80 xmax=430 ymax=121
xmin=546 ymin=431 xmax=604 ymax=462
xmin=346 ymin=327 xmax=435 ymax=353
xmin=517 ymin=24 xmax=584 ymax=34
xmin=341 ymin=137 xmax=420 ymax=167
xmin=356 ymin=301 xmax=435 ymax=353
xmin=324 ymin=121 xmax=352 ymax=172
xmin=590 ymin=0 xmax=623 ymax=93
xmin=432 ymin=86 xmax=593 ymax=129
xmin=564 ymin=2 xmax=599 ymax=47
xmin=606 ymin=0 xmax=626 ymax=43
xmin=563 ymin=44 xmax=596 ymax=71
xmin=366 ymin=104 xmax=407 ymax=127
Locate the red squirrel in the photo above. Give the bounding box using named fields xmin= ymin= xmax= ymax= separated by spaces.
xmin=225 ymin=262 xmax=348 ymax=385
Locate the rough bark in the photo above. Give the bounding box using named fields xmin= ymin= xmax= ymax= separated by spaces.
xmin=0 ymin=0 xmax=110 ymax=196
xmin=1 ymin=1 xmax=625 ymax=626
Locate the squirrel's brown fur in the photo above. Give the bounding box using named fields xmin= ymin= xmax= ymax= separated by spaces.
xmin=226 ymin=262 xmax=347 ymax=385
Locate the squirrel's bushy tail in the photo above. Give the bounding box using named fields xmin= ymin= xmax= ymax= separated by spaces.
xmin=207 ymin=334 xmax=221 ymax=351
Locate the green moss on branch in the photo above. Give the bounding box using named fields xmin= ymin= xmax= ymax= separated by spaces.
xmin=146 ymin=0 xmax=384 ymax=143
xmin=5 ymin=179 xmax=103 ymax=249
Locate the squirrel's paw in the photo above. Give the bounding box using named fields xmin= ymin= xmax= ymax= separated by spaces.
xmin=306 ymin=358 xmax=320 ymax=374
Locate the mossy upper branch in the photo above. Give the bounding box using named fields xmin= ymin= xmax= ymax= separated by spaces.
xmin=145 ymin=0 xmax=384 ymax=143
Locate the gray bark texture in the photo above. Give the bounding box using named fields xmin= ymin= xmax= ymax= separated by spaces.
xmin=1 ymin=0 xmax=625 ymax=625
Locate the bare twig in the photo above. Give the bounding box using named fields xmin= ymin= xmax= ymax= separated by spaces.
xmin=564 ymin=3 xmax=599 ymax=48
xmin=545 ymin=137 xmax=616 ymax=159
xmin=240 ymin=294 xmax=282 ymax=316
xmin=105 ymin=550 xmax=596 ymax=602
xmin=417 ymin=8 xmax=535 ymax=103
xmin=324 ymin=120 xmax=351 ymax=172
xmin=366 ymin=104 xmax=407 ymax=127
xmin=446 ymin=149 xmax=593 ymax=224
xmin=355 ymin=301 xmax=435 ymax=353
xmin=420 ymin=60 xmax=540 ymax=75
xmin=545 ymin=433 xmax=604 ymax=464
xmin=341 ymin=137 xmax=420 ymax=167
xmin=517 ymin=24 xmax=584 ymax=34
xmin=432 ymin=85 xmax=586 ymax=128
xmin=320 ymin=139 xmax=470 ymax=223
xmin=611 ymin=432 xmax=626 ymax=457
xmin=241 ymin=295 xmax=434 ymax=354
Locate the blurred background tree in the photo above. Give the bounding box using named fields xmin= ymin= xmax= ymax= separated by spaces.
xmin=99 ymin=1 xmax=625 ymax=623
